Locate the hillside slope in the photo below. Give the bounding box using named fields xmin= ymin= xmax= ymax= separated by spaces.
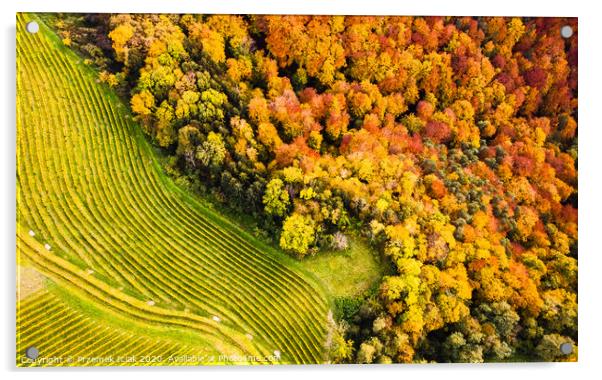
xmin=16 ymin=13 xmax=329 ymax=366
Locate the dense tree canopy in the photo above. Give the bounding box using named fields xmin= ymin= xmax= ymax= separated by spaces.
xmin=62 ymin=14 xmax=577 ymax=363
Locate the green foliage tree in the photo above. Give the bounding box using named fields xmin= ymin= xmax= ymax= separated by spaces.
xmin=155 ymin=101 xmax=176 ymax=147
xmin=262 ymin=178 xmax=290 ymax=217
xmin=195 ymin=131 xmax=226 ymax=169
xmin=279 ymin=212 xmax=316 ymax=257
xmin=198 ymin=88 xmax=228 ymax=125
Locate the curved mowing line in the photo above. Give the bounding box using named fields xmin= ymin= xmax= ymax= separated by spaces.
xmin=17 ymin=231 xmax=273 ymax=361
xmin=23 ymin=32 xmax=330 ymax=332
xmin=16 ymin=13 xmax=329 ymax=365
xmin=16 ymin=292 xmax=231 ymax=367
xmin=19 ymin=14 xmax=328 ymax=318
xmin=18 ymin=25 xmax=323 ymax=362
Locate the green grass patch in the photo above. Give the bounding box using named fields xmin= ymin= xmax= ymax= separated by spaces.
xmin=299 ymin=238 xmax=384 ymax=298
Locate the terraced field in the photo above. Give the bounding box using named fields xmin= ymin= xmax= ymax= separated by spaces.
xmin=17 ymin=289 xmax=216 ymax=367
xmin=16 ymin=13 xmax=329 ymax=366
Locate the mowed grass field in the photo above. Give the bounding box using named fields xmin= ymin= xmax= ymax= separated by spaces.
xmin=16 ymin=13 xmax=329 ymax=366
xmin=301 ymin=239 xmax=384 ymax=298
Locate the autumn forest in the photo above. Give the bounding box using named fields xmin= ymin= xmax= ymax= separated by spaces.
xmin=22 ymin=14 xmax=577 ymax=364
